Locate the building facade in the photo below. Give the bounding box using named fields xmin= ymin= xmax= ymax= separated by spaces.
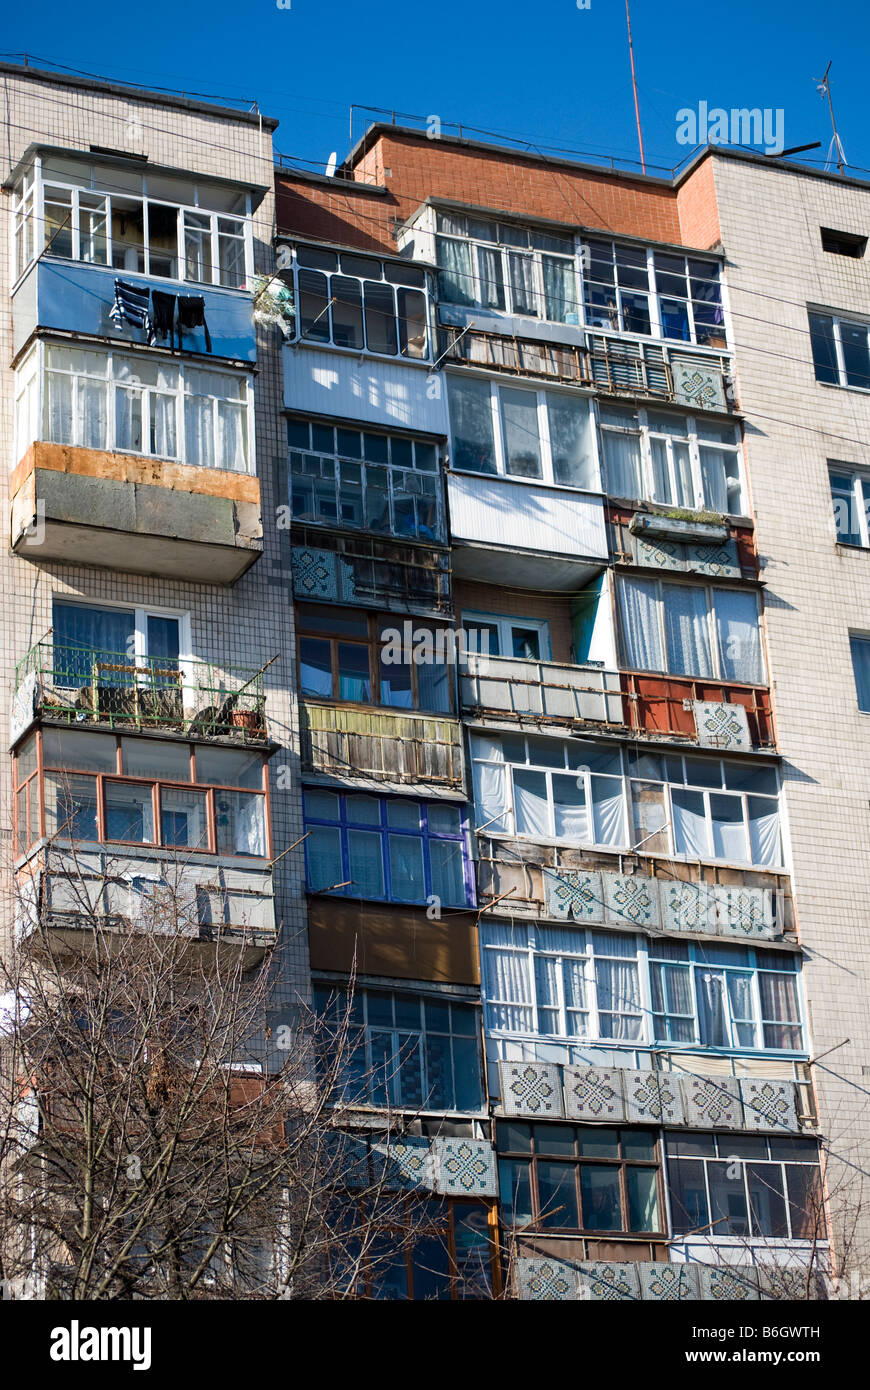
xmin=3 ymin=64 xmax=865 ymax=1301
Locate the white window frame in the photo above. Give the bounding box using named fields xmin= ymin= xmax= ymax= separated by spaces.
xmin=829 ymin=463 xmax=870 ymax=546
xmin=434 ymin=212 xmax=582 ymax=324
xmin=51 ymin=596 xmax=193 ymax=685
xmin=11 ymin=155 xmax=254 ymax=290
xmin=581 ymin=238 xmax=725 ymax=347
xmin=480 ymin=922 xmax=805 ymax=1054
xmin=470 ymin=733 xmax=783 ymax=868
xmin=616 ymin=574 xmax=766 ymax=684
xmin=283 ymin=243 xmax=433 ymax=362
xmin=447 ymin=373 xmax=601 ymax=489
xmin=461 ymin=611 xmax=552 ymax=661
xmin=22 ymin=340 xmax=254 ymax=474
xmin=811 ymin=311 xmax=870 ymax=390
xmin=598 ymin=403 xmax=745 ymax=513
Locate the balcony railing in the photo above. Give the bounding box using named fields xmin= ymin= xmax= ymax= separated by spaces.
xmin=621 ymin=672 xmax=774 ymax=747
xmin=438 ymin=323 xmax=591 ymax=384
xmin=460 ymin=652 xmax=624 ymax=727
xmin=14 ymin=638 xmax=269 ymax=743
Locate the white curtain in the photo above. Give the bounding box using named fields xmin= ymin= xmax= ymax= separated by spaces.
xmin=551 ymin=773 xmax=587 ymax=841
xmin=727 ymin=972 xmax=756 ymax=1046
xmin=664 ymin=584 xmax=713 ymax=677
xmin=78 ymin=376 xmax=107 ymax=449
xmin=618 ymin=576 xmax=664 ymax=671
xmin=218 ymin=399 xmax=248 ymax=472
xmin=513 ymin=769 xmax=550 ymax=838
xmin=46 ymin=371 xmax=73 ymax=443
xmin=534 ymin=954 xmax=560 ymax=1033
xmin=235 ymin=793 xmax=266 ymax=856
xmin=472 ymin=757 xmax=511 ymax=834
xmin=152 ymin=391 xmax=177 ymax=459
xmin=699 ymin=446 xmax=730 ymax=513
xmin=748 ymin=796 xmax=781 ymax=866
xmin=672 ymin=788 xmax=710 ymax=857
xmin=591 ymin=775 xmax=627 ymax=846
xmin=115 ymin=386 xmax=142 ymax=452
xmin=184 ymin=394 xmax=213 ymax=467
xmin=698 ymin=970 xmax=727 ymax=1045
xmin=715 ymin=589 xmax=764 ymax=684
xmin=602 ymin=429 xmax=642 ymax=498
xmin=483 ymin=942 xmax=533 ymax=1033
xmin=595 ymin=958 xmax=641 ymax=1040
xmin=710 ymin=793 xmax=748 ymax=861
xmin=436 ymin=236 xmax=474 ymax=305
xmin=508 ymin=252 xmax=537 ymax=314
xmin=477 ymin=245 xmax=505 ymax=310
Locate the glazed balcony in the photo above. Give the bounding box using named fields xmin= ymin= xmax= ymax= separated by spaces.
xmin=12 ymin=637 xmax=269 ymax=748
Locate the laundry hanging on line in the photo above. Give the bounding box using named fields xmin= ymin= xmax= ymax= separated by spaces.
xmin=109 ymin=280 xmax=212 ymax=352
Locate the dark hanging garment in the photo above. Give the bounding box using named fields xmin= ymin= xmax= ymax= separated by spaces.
xmin=177 ymin=294 xmax=212 ymax=352
xmin=109 ymin=279 xmax=155 ymax=345
xmin=151 ymin=290 xmax=177 ymax=348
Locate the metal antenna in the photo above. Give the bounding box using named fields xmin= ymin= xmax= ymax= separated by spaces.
xmin=625 ymin=0 xmax=646 ymax=174
xmin=815 ymin=61 xmax=847 ymax=174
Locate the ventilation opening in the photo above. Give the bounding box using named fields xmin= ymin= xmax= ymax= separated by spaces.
xmin=820 ymin=226 xmax=867 ymax=259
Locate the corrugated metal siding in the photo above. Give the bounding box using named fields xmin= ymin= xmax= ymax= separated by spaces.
xmin=447 ymin=472 xmax=608 ymax=560
xmin=282 ymin=347 xmax=449 ymax=434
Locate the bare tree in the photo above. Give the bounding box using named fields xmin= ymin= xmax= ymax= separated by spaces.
xmin=0 ymin=841 xmax=437 ymax=1301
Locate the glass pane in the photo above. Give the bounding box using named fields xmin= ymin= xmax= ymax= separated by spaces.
xmin=498 ymin=1158 xmax=532 ymax=1225
xmin=347 ymin=829 xmax=385 ymax=898
xmin=306 ymin=825 xmax=342 ymax=891
xmin=668 ymin=1158 xmax=708 ymax=1233
xmin=579 ymin=1165 xmax=622 ymax=1231
xmin=429 ymin=837 xmax=466 ymax=906
xmin=214 ymin=791 xmax=266 ymax=857
xmin=42 ymin=729 xmax=117 ymax=773
xmin=364 ymin=281 xmax=398 ymax=354
xmin=449 ymin=377 xmax=496 ymax=474
xmin=626 ymin=1167 xmax=660 ymax=1232
xmin=841 ymin=322 xmax=870 ymax=390
xmin=547 ymin=394 xmax=593 ymax=486
xmin=786 ymin=1165 xmax=824 ymax=1239
xmin=160 ymin=787 xmax=209 ymax=848
xmin=809 ymin=313 xmax=839 ymax=384
xmin=122 ymin=738 xmax=190 ymax=782
xmin=708 ymin=1160 xmax=749 ymax=1236
xmin=710 ymin=793 xmax=748 ymax=861
xmin=300 ymin=638 xmax=332 ymax=697
xmin=389 ymin=835 xmax=425 ymax=900
xmin=104 ymin=781 xmax=155 ymax=843
xmin=330 ymin=276 xmax=363 ymax=349
xmin=194 ymin=747 xmax=263 ymax=789
xmin=338 ymin=642 xmax=372 ymax=702
xmin=501 ymin=387 xmax=542 ymax=479
xmin=747 ymin=1163 xmax=788 ymax=1237
xmin=537 ymin=1161 xmax=579 ymax=1228
xmin=44 ymin=772 xmax=98 ymax=840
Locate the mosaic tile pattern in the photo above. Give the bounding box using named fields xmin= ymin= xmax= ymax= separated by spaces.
xmin=544 ymin=868 xmax=603 ymax=923
xmin=687 ymin=539 xmax=741 ymax=579
xmin=290 ymin=546 xmax=356 ymax=602
xmin=498 ymin=1060 xmax=564 ymax=1117
xmin=699 ymin=1265 xmax=759 ymax=1301
xmin=739 ymin=1079 xmax=799 ymax=1133
xmin=712 ymin=885 xmax=774 ymax=940
xmin=672 ymin=362 xmax=726 ymax=412
xmin=432 ymin=1138 xmax=498 ymax=1196
xmin=624 ymin=1070 xmax=684 ymax=1125
xmin=681 ymin=1075 xmax=743 ymax=1129
xmin=515 ymin=1258 xmax=578 ymax=1301
xmin=633 ymin=536 xmax=685 ymax=571
xmin=577 ymin=1261 xmax=641 ymax=1301
xmin=604 ymin=873 xmax=661 ymax=928
xmin=660 ymin=879 xmax=718 ymax=935
xmin=640 ymin=1262 xmax=700 ymax=1301
xmin=692 ymin=700 xmax=752 ymax=751
xmin=563 ymin=1065 xmax=626 ymax=1122
xmin=371 ymin=1136 xmax=434 ymax=1190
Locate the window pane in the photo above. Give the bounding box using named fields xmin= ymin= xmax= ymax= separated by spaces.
xmin=841 ymin=322 xmax=870 ymax=390
xmin=122 ymin=738 xmax=190 ymax=782
xmin=214 ymin=791 xmax=266 ymax=857
xmin=42 ymin=729 xmax=117 ymax=774
xmin=397 ymin=288 xmax=427 ymax=359
xmin=663 ymin=585 xmax=712 ymax=677
xmin=708 ymin=1160 xmax=749 ymax=1236
xmin=105 ymin=781 xmax=155 ymax=843
xmin=786 ymin=1165 xmax=824 ymax=1239
xmin=850 ymin=635 xmax=870 ymax=711
xmin=746 ymin=1163 xmax=788 ymax=1237
xmin=809 ymin=313 xmax=839 ymax=384
xmin=436 ymin=236 xmax=474 ymax=306
xmin=547 ymin=394 xmax=593 ymax=486
xmin=513 ymin=768 xmax=550 ymax=838
xmin=552 ymin=772 xmax=587 ymax=840
xmin=338 ymin=642 xmax=372 ymax=702
xmin=672 ymin=787 xmax=711 ymax=858
xmin=347 ymin=829 xmax=385 ymax=898
xmin=710 ymin=793 xmax=748 ymax=861
xmin=715 ymin=590 xmax=764 ymax=684
xmin=429 ymin=837 xmax=466 ymax=906
xmin=299 ymin=637 xmax=333 ymax=697
xmin=389 ymin=835 xmax=425 ymax=900
xmin=449 ymin=377 xmax=496 ymax=474
xmin=580 ymin=1165 xmax=622 ymax=1231
xmin=161 ymin=787 xmax=208 ymax=849
xmin=298 ymin=269 xmax=330 ymax=341
xmin=498 ymin=1158 xmax=532 ymax=1225
xmin=364 ymin=281 xmax=398 ymax=354
xmin=831 ymin=473 xmax=862 ymax=546
xmin=626 ymin=1167 xmax=660 ymax=1232
xmin=537 ymin=1161 xmax=579 ymax=1228
xmin=44 ymin=772 xmax=98 ymax=840
xmin=501 ymin=387 xmax=542 ymax=479
xmin=306 ymin=824 xmax=342 ymax=891
xmin=668 ymin=1158 xmax=708 ymax=1233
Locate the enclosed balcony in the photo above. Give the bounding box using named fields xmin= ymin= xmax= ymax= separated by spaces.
xmin=12 ymin=635 xmax=269 ymax=748
xmin=460 ymin=651 xmax=624 ymax=728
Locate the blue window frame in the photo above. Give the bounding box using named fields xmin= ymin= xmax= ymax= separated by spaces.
xmin=303 ymin=789 xmax=475 ymax=908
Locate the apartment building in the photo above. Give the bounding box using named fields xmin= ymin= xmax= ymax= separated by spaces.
xmin=274 ymin=126 xmax=853 ymax=1301
xmin=2 ymin=59 xmax=864 ymax=1302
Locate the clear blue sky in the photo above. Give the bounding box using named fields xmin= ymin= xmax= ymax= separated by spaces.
xmin=4 ymin=0 xmax=869 ymax=178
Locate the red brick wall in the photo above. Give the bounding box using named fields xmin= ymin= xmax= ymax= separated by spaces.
xmin=277 ymin=130 xmax=723 ymax=252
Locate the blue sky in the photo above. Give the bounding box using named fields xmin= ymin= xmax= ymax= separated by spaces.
xmin=4 ymin=0 xmax=869 ymax=179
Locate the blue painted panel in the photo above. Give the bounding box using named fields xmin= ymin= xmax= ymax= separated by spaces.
xmin=14 ymin=259 xmax=256 ymax=362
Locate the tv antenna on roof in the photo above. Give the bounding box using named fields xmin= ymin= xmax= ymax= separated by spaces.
xmin=815 ymin=61 xmax=847 ymax=174
xmin=625 ymin=0 xmax=646 ymax=174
